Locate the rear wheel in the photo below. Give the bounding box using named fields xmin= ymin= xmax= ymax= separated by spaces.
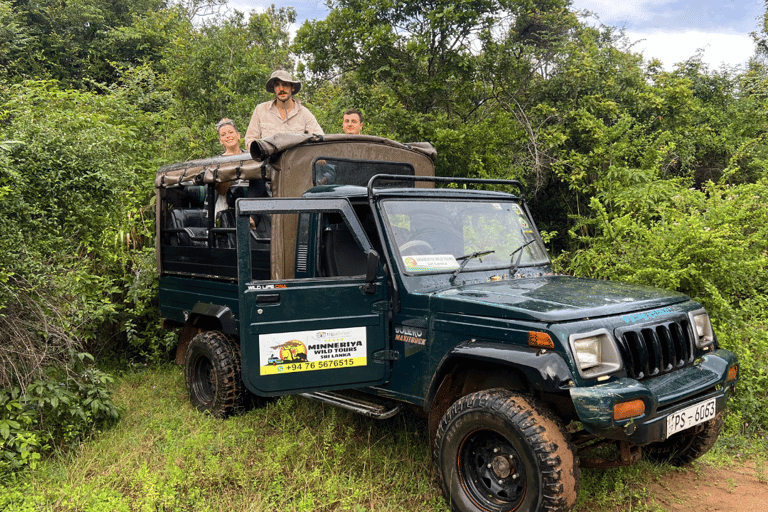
xmin=434 ymin=389 xmax=579 ymax=512
xmin=184 ymin=331 xmax=243 ymax=418
xmin=645 ymin=412 xmax=724 ymax=466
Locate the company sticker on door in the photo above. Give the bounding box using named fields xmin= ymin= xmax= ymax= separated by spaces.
xmin=259 ymin=327 xmax=367 ymax=375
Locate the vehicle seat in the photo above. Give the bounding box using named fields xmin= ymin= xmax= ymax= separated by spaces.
xmin=165 ymin=208 xmax=208 ymax=246
xmin=322 ymin=224 xmax=367 ymax=277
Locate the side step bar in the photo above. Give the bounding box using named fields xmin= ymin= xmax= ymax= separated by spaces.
xmin=300 ymin=390 xmax=401 ymax=420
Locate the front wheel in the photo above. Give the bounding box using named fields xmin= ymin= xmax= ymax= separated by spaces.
xmin=434 ymin=389 xmax=580 ymax=512
xmin=184 ymin=331 xmax=243 ymax=418
xmin=644 ymin=412 xmax=724 ymax=466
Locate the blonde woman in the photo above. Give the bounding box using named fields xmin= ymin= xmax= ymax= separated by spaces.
xmin=213 ymin=118 xmax=244 ymax=222
xmin=216 ymin=118 xmax=244 ymax=155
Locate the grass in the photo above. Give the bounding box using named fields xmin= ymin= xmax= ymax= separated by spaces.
xmin=1 ymin=364 xmax=764 ymax=511
xmin=1 ymin=365 xmax=444 ymax=512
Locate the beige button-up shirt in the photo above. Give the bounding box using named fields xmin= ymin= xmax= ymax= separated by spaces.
xmin=244 ymin=98 xmax=324 ymax=150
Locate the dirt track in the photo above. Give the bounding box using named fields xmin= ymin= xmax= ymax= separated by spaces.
xmin=645 ymin=462 xmax=768 ymax=512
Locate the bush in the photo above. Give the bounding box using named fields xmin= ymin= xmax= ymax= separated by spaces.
xmin=557 ymin=179 xmax=768 ymax=432
xmin=0 ymin=352 xmax=120 ymax=475
xmin=0 ymin=79 xmax=167 ymax=372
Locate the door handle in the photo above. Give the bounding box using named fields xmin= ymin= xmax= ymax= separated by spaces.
xmin=256 ymin=293 xmax=281 ymax=304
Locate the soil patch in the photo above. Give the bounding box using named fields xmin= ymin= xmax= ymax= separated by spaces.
xmin=646 ymin=462 xmax=768 ymax=511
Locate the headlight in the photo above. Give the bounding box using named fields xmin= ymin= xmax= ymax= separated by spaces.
xmin=569 ymin=328 xmax=622 ymax=379
xmin=572 ymin=337 xmax=601 ymax=369
xmin=689 ymin=309 xmax=715 ymax=349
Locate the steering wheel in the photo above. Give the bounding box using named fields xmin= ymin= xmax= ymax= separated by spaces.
xmin=398 ymin=240 xmax=434 ymax=256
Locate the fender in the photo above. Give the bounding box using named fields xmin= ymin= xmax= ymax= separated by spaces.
xmin=425 ymin=340 xmax=575 ymax=410
xmin=175 ymin=303 xmax=238 ymax=365
xmin=188 ymin=302 xmax=237 ymax=334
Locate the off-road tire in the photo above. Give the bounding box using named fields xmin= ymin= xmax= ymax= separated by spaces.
xmin=434 ymin=389 xmax=580 ymax=512
xmin=644 ymin=411 xmax=724 ymax=466
xmin=184 ymin=331 xmax=243 ymax=418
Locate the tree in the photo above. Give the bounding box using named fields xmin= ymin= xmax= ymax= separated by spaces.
xmin=0 ymin=79 xmax=164 ymax=385
xmin=0 ymin=1 xmax=33 ymax=74
xmin=295 ymin=0 xmax=572 ymax=119
xmin=161 ymin=7 xmax=295 ymax=158
xmin=5 ymin=0 xmax=187 ymax=86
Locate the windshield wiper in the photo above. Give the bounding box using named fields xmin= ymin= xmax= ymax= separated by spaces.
xmin=450 ymin=250 xmax=496 ymax=284
xmin=509 ymin=239 xmax=536 ymax=277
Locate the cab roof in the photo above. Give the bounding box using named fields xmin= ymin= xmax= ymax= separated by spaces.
xmin=155 ymin=133 xmax=436 ymax=189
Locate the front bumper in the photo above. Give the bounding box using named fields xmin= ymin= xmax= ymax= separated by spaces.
xmin=570 ymin=349 xmax=738 ymax=445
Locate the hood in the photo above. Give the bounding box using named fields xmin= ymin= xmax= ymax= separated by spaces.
xmin=431 ymin=275 xmax=689 ymax=323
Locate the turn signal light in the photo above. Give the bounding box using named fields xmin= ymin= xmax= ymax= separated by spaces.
xmin=614 ymin=400 xmax=645 ymax=421
xmin=727 ymin=365 xmax=739 ymax=382
xmin=528 ymin=331 xmax=555 ymax=349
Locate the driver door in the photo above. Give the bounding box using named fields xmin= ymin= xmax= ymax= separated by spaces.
xmin=236 ymin=197 xmax=391 ymax=396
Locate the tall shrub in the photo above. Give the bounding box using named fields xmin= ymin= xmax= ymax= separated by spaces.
xmin=0 ymin=80 xmax=160 ymax=386
xmin=558 ymin=179 xmax=768 ymax=431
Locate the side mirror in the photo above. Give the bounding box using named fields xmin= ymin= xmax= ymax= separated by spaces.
xmin=363 ymin=249 xmax=380 ymax=294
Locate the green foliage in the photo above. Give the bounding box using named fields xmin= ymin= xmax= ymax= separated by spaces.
xmin=0 ymin=352 xmax=120 ymax=475
xmin=0 ymin=367 xmax=444 ymax=510
xmin=123 ymin=247 xmax=179 ymax=361
xmin=559 ymin=179 xmax=768 ymax=431
xmin=0 ymin=78 xmax=165 ymax=383
xmin=752 ymin=1 xmax=768 ymax=58
xmin=721 ymin=324 xmax=768 ymax=436
xmin=6 ymin=0 xmax=173 ymax=86
xmin=161 ymin=7 xmax=295 ymax=159
xmin=562 ymin=181 xmax=768 ymax=319
xmin=0 ymin=80 xmax=155 ymax=257
xmin=0 ymin=1 xmax=33 ymax=74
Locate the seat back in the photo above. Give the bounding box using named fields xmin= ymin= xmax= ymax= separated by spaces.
xmin=322 ymin=223 xmax=367 ymax=277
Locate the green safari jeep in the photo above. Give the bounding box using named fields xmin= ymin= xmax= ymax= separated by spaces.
xmin=156 ymin=133 xmax=739 ymax=512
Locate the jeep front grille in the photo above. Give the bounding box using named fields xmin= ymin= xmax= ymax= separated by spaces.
xmin=615 ymin=319 xmax=695 ymax=380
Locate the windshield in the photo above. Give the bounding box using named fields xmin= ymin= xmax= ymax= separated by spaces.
xmin=381 ymin=199 xmax=549 ymax=275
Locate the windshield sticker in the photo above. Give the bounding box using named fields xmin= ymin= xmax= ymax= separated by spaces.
xmin=402 ymin=254 xmax=459 ymax=272
xmin=259 ymin=327 xmax=367 ymax=375
xmin=622 ymin=307 xmax=674 ymax=324
xmin=518 ymin=217 xmax=534 ymax=234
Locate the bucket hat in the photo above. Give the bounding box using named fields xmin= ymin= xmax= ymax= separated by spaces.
xmin=266 ymin=70 xmax=301 ymax=94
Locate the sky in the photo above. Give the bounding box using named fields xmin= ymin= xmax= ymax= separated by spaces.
xmin=226 ymin=0 xmax=764 ymax=71
xmin=572 ymin=0 xmax=762 ymax=70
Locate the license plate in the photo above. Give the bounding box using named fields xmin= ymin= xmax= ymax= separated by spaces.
xmin=666 ymin=397 xmax=717 ymax=438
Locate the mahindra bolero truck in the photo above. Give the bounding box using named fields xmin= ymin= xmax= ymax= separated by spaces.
xmin=155 ymin=133 xmax=738 ymax=512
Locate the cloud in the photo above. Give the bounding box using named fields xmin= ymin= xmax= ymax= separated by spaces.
xmin=574 ymin=0 xmax=673 ymax=23
xmin=574 ymin=0 xmax=762 ymax=32
xmin=625 ymin=29 xmax=756 ymax=70
xmin=572 ymin=0 xmax=760 ymax=70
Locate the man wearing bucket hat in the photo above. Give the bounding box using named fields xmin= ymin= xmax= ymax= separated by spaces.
xmin=244 ymin=70 xmax=324 ymax=151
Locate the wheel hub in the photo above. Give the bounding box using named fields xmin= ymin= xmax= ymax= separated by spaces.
xmin=491 ymin=453 xmax=515 ymax=479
